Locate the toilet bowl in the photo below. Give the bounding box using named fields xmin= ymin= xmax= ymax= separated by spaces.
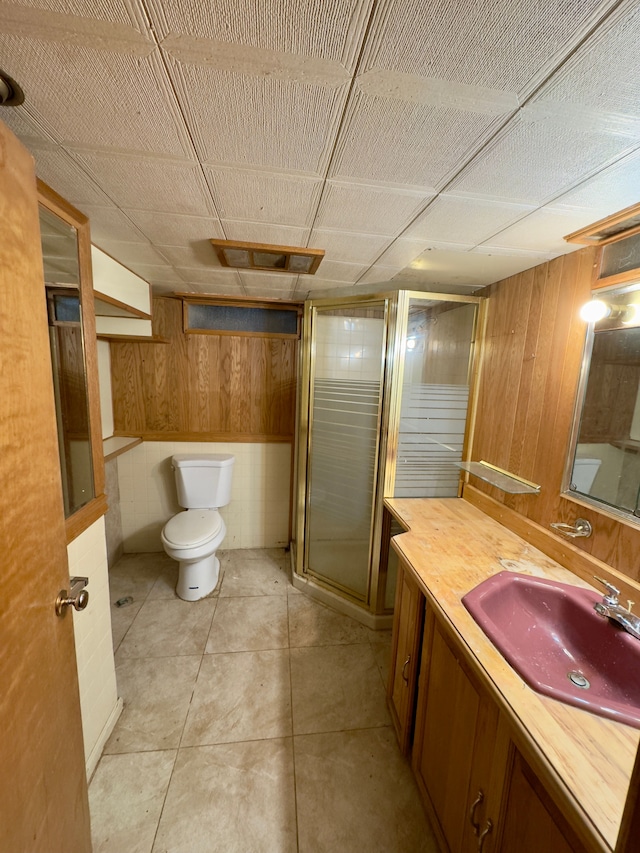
xmin=161 ymin=453 xmax=235 ymax=601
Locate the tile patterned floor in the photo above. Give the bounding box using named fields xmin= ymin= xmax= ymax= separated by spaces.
xmin=90 ymin=549 xmax=438 ymax=853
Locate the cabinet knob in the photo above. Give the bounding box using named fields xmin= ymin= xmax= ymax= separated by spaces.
xmin=401 ymin=655 xmax=411 ymax=683
xmin=469 ymin=790 xmax=484 ymax=835
xmin=478 ymin=819 xmax=493 ymax=852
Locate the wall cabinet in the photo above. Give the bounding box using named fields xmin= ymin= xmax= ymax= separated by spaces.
xmin=391 ymin=557 xmax=591 ymax=853
xmin=387 ymin=560 xmax=424 ymax=755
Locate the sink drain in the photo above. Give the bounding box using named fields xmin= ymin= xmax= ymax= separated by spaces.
xmin=568 ymin=671 xmax=590 ymax=689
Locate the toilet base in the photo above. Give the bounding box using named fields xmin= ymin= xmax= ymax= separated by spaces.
xmin=176 ymin=554 xmax=220 ymax=601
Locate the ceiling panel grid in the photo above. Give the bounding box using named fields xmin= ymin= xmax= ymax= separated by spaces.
xmin=222 ymin=220 xmax=311 ymax=247
xmin=450 ymin=113 xmax=640 ymax=204
xmin=329 ymin=89 xmax=507 ymax=188
xmin=167 ymin=60 xmax=350 ymax=174
xmin=204 ymin=165 xmax=323 ymax=226
xmin=143 ymin=0 xmax=374 ymax=69
xmin=359 ymin=0 xmax=616 ymax=94
xmin=315 ymin=180 xmax=433 ymax=235
xmin=126 ymin=210 xmax=225 ymax=245
xmin=403 ymin=195 xmax=536 ymax=246
xmin=71 ymin=150 xmax=215 ymax=215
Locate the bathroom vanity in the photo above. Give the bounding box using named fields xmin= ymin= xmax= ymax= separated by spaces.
xmin=385 ymin=497 xmax=640 ymax=853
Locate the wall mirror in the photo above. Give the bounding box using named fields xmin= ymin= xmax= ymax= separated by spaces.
xmin=38 ymin=182 xmax=104 ymax=536
xmin=567 ymin=282 xmax=640 ymax=521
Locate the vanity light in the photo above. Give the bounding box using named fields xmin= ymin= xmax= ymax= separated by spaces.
xmin=621 ymin=304 xmax=640 ymax=326
xmin=579 ymin=299 xmax=610 ymax=323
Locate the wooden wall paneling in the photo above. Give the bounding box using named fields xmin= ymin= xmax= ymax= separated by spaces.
xmin=250 ymin=337 xmax=269 ymax=434
xmin=110 ymin=295 xmax=298 ymax=440
xmin=507 ymin=263 xmax=552 ymax=483
xmin=530 ymin=251 xmax=594 ymax=531
xmin=473 ymin=269 xmax=534 ymax=499
xmin=110 ymin=342 xmax=146 ymax=433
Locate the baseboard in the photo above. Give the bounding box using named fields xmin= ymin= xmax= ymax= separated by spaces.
xmin=86 ymin=696 xmax=123 ymax=782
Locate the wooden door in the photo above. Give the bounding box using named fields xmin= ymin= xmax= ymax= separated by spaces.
xmin=498 ymin=749 xmax=588 ymax=853
xmin=0 ymin=122 xmax=91 ymax=851
xmin=412 ymin=613 xmax=498 ymax=853
xmin=387 ymin=559 xmax=424 ymax=754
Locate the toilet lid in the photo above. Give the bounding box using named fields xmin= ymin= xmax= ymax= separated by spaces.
xmin=163 ymin=510 xmax=222 ymax=548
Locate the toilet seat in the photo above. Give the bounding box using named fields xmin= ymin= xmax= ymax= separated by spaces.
xmin=162 ymin=510 xmax=222 ymax=549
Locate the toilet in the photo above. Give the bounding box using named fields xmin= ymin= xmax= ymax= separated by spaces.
xmin=161 ymin=453 xmax=235 ymax=601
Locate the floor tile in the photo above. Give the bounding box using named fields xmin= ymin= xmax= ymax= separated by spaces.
xmin=206 ymin=595 xmax=289 ymax=653
xmin=288 ymin=594 xmax=371 ymax=648
xmin=109 ymin=555 xmax=163 ymax=606
xmin=110 ymin=599 xmax=143 ymax=652
xmin=220 ymin=552 xmax=291 ymax=597
xmin=89 ymin=750 xmax=176 ymax=853
xmin=152 ymin=740 xmax=297 ymax=853
xmin=290 ymin=643 xmax=390 ymax=735
xmin=104 ymin=656 xmax=202 ymax=754
xmin=181 ymin=649 xmax=292 ymax=746
xmin=117 ymin=598 xmax=216 ymax=659
xmin=295 ymin=728 xmax=437 ymax=853
xmin=369 ymin=630 xmax=393 ymax=688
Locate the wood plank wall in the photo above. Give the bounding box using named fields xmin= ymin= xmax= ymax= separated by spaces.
xmin=110 ymin=296 xmax=297 ymax=441
xmin=471 ymin=246 xmax=640 ymax=582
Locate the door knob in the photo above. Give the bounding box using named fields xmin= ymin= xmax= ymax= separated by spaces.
xmin=55 ymin=576 xmax=89 ymax=617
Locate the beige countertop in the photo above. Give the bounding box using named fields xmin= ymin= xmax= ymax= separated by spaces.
xmin=386 ymin=496 xmax=639 ymax=852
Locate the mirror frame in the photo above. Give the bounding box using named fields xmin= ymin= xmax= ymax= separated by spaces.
xmin=38 ymin=180 xmax=106 ymax=543
xmin=563 ymin=284 xmax=640 ymax=528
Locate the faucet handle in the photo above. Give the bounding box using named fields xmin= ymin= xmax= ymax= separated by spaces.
xmin=594 ymin=576 xmax=620 ymax=605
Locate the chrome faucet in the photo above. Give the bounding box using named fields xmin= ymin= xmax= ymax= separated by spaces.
xmin=593 ymin=577 xmax=640 ymax=640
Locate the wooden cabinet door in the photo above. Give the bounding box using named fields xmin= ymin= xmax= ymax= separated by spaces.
xmin=413 ymin=612 xmax=499 ymax=853
xmin=0 ymin=121 xmax=91 ymax=851
xmin=497 ymin=749 xmax=588 ymax=853
xmin=387 ymin=559 xmax=424 ymax=754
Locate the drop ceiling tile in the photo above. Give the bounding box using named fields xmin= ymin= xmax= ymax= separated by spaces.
xmin=357 ymin=265 xmax=403 ymax=285
xmin=532 ymin=2 xmax=640 ymax=118
xmin=125 ymin=210 xmax=224 ymax=245
xmin=146 ymin=0 xmax=372 ymax=71
xmin=81 ymin=207 xmax=148 ymax=243
xmin=188 ymin=282 xmax=246 ymax=296
xmin=222 ymin=221 xmax=310 ymax=247
xmin=360 ymin=0 xmax=610 ymax=95
xmin=403 ymin=195 xmax=535 ymax=246
xmin=122 ymin=264 xmax=184 ymax=284
xmin=481 ymin=207 xmax=601 ymax=253
xmin=551 ymin=149 xmax=640 ymax=216
xmin=0 ymin=106 xmax=56 ymax=146
xmin=238 ymin=271 xmax=299 ymax=292
xmin=93 ymin=241 xmax=168 ymax=266
xmin=393 ymin=276 xmax=483 ymax=295
xmin=312 ymin=260 xmax=368 ymax=283
xmin=2 ymin=0 xmax=150 ymax=36
xmin=308 ymin=229 xmax=390 ymax=264
xmin=315 ymin=181 xmax=431 ymax=235
xmin=204 ymin=166 xmax=322 ymax=226
xmin=168 ymin=60 xmax=349 ymax=174
xmin=331 ymin=90 xmax=506 ymax=188
xmin=407 ymin=247 xmax=551 ymax=287
xmin=0 ymin=40 xmax=191 ymax=157
xmin=151 ymin=282 xmax=184 ymax=295
xmin=71 ymin=151 xmax=213 ymax=215
xmin=24 ymin=145 xmax=113 ymax=206
xmin=154 ymin=244 xmax=223 ymax=269
xmin=242 ymin=287 xmax=299 ymax=300
xmin=173 ymin=268 xmax=243 ymax=287
xmin=376 ymin=238 xmax=435 ymax=268
xmin=450 ymin=114 xmax=638 ymax=204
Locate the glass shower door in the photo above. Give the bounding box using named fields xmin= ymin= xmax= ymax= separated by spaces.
xmin=305 ymin=304 xmax=386 ymax=601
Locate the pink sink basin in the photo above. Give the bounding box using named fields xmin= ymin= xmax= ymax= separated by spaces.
xmin=462 ymin=571 xmax=640 ymax=728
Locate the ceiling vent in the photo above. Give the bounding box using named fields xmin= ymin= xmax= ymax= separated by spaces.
xmin=564 ymin=202 xmax=640 ymax=246
xmin=210 ymin=239 xmax=324 ymax=275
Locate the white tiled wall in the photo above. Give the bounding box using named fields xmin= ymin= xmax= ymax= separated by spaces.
xmin=117 ymin=441 xmax=292 ymax=552
xmin=67 ymin=517 xmax=119 ymax=777
xmin=314 ymin=316 xmax=385 ymax=380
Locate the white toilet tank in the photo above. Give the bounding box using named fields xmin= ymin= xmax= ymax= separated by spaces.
xmin=172 ymin=454 xmax=235 ymax=509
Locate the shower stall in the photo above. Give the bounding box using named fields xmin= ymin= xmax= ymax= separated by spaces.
xmin=291 ymin=290 xmax=484 ymax=627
